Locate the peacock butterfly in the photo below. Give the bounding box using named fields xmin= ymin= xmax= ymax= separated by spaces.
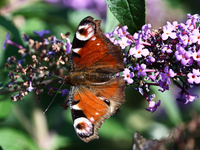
xmin=63 ymin=16 xmax=125 ymax=142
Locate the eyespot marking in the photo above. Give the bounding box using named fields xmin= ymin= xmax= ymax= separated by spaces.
xmin=76 ymin=24 xmax=95 ymax=41
xmin=104 ymin=99 xmax=110 ymax=106
xmin=74 ymin=117 xmax=93 ymax=137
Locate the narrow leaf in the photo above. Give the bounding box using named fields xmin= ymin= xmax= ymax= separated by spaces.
xmin=0 ymin=15 xmax=23 ymax=46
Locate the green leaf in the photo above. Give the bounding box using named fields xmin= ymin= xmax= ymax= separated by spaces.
xmin=0 ymin=82 xmax=6 ymax=90
xmin=0 ymin=15 xmax=23 ymax=46
xmin=0 ymin=96 xmax=12 ymax=120
xmin=12 ymin=3 xmax=72 ymax=27
xmin=0 ymin=0 xmax=6 ymax=8
xmin=105 ymin=0 xmax=146 ymax=34
xmin=0 ymin=128 xmax=39 ymax=150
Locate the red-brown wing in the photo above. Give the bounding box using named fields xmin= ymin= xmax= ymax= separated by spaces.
xmin=70 ymin=77 xmax=125 ymax=142
xmin=71 ymin=16 xmax=124 ymax=73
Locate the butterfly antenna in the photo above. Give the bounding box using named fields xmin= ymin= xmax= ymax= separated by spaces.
xmin=43 ymin=81 xmax=65 ymax=114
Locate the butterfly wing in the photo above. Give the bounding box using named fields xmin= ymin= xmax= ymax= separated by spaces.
xmin=69 ymin=77 xmax=125 ymax=142
xmin=70 ymin=16 xmax=124 ymax=73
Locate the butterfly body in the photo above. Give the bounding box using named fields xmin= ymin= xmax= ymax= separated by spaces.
xmin=64 ymin=16 xmax=125 ymax=142
xmin=67 ymin=72 xmax=112 ymax=85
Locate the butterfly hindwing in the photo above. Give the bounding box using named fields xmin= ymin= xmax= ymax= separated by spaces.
xmin=69 ymin=77 xmax=125 ymax=142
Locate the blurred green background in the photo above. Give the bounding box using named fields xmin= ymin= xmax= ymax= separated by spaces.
xmin=0 ymin=0 xmax=200 ymax=150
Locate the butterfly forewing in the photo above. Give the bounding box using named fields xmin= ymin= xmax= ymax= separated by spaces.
xmin=71 ymin=16 xmax=124 ymax=73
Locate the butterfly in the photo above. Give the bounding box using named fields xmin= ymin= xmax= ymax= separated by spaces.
xmin=63 ymin=16 xmax=126 ymax=142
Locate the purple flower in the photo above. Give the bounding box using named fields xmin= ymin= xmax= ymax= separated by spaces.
xmin=171 ymin=21 xmax=179 ymax=30
xmin=165 ymin=21 xmax=175 ymax=30
xmin=178 ymin=94 xmax=199 ymax=104
xmin=22 ymin=33 xmax=30 ymax=42
xmin=11 ymin=94 xmax=20 ymax=102
xmin=142 ymin=23 xmax=151 ymax=33
xmin=149 ymin=72 xmax=160 ymax=82
xmin=116 ymin=72 xmax=120 ymax=77
xmin=61 ymin=89 xmax=69 ymax=97
xmin=105 ymin=33 xmax=115 ymax=43
xmin=46 ymin=72 xmax=53 ymax=78
xmin=190 ymin=29 xmax=200 ymax=44
xmin=117 ymin=36 xmax=132 ymax=49
xmin=3 ymin=32 xmax=24 ymax=50
xmin=145 ymin=100 xmax=161 ymax=113
xmin=33 ymin=30 xmax=50 ymax=37
xmin=112 ymin=26 xmax=119 ymax=36
xmin=7 ymin=81 xmax=18 ymax=88
xmin=178 ymin=23 xmax=190 ymax=35
xmin=27 ymin=78 xmax=34 ymax=92
xmin=141 ymin=23 xmax=151 ymax=40
xmin=185 ymin=14 xmax=199 ymax=30
xmin=122 ymin=68 xmax=134 ymax=84
xmin=129 ymin=43 xmax=149 ymax=58
xmin=117 ymin=26 xmax=129 ymax=37
xmin=158 ymin=80 xmax=169 ymax=92
xmin=178 ymin=34 xmax=190 ymax=46
xmin=184 ymin=94 xmax=199 ymax=104
xmin=148 ymin=94 xmax=155 ymax=100
xmin=161 ymin=44 xmax=172 ymax=53
xmin=105 ymin=33 xmax=117 ymax=44
xmin=133 ymin=32 xmax=142 ymax=40
xmin=136 ymin=63 xmax=147 ymax=77
xmin=192 ymin=49 xmax=200 ymax=62
xmin=45 ymin=85 xmax=69 ymax=96
xmin=161 ymin=25 xmax=177 ymax=40
xmin=175 ymin=45 xmax=192 ymax=65
xmin=160 ymin=66 xmax=176 ymax=84
xmin=66 ymin=38 xmax=72 ymax=54
xmin=146 ymin=56 xmax=155 ymax=65
xmin=3 ymin=32 xmax=10 ymax=50
xmin=187 ymin=69 xmax=200 ymax=84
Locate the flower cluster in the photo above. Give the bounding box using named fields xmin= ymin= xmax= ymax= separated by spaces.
xmin=3 ymin=14 xmax=200 ymax=113
xmin=4 ymin=30 xmax=71 ymax=101
xmin=106 ymin=14 xmax=200 ymax=112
